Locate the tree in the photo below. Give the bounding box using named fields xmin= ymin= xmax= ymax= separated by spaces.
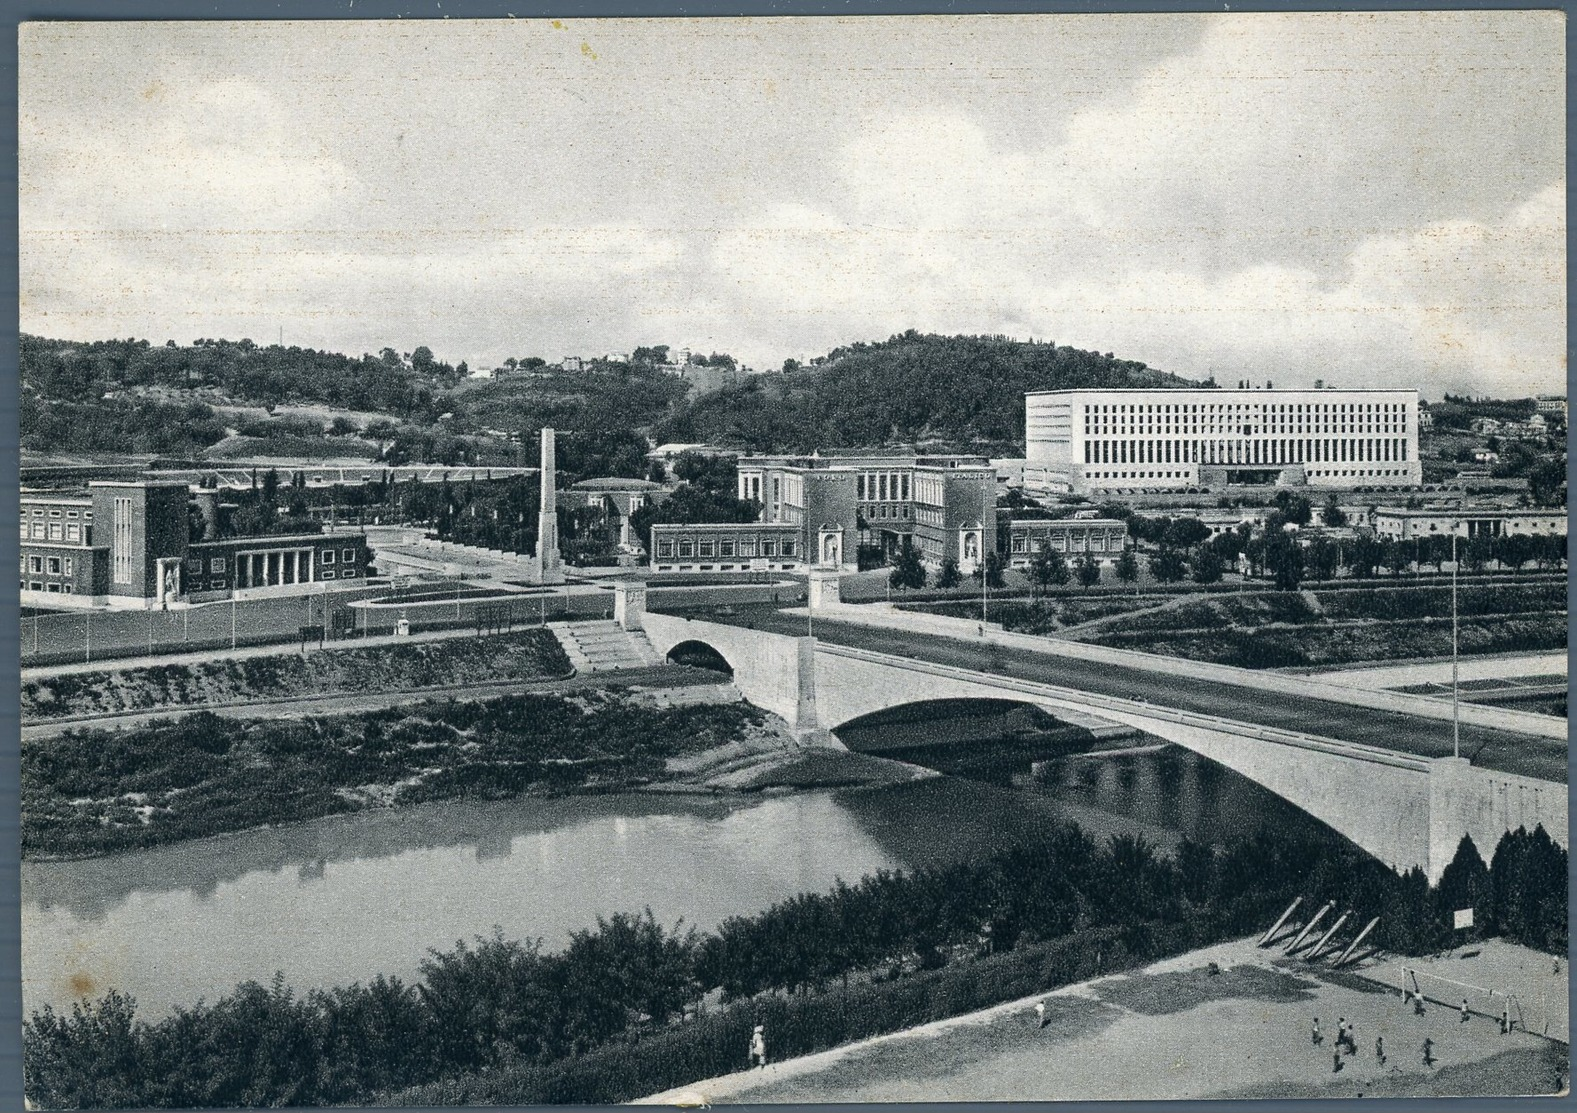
xmin=1114 ymin=548 xmax=1140 ymax=586
xmin=1266 ymin=533 xmax=1304 ymax=591
xmin=1320 ymin=496 xmax=1348 ymax=528
xmin=1305 ymin=538 xmax=1339 ymax=583
xmin=937 ymin=556 xmax=961 ymax=589
xmin=1149 ymin=546 xmax=1187 ymax=583
xmin=1272 ymin=491 xmax=1313 ymax=527
xmin=1190 ymin=544 xmax=1224 ymax=584
xmin=1030 ymin=541 xmax=1070 ymax=596
xmin=1346 ymin=535 xmax=1383 ymax=579
xmin=327 ymin=416 xmax=359 ymax=437
xmin=981 ymin=550 xmax=1007 ymax=590
xmin=1464 ymin=533 xmax=1493 ymax=572
xmin=888 ymin=540 xmax=927 ymax=591
xmin=1074 ymin=553 xmax=1101 ymax=588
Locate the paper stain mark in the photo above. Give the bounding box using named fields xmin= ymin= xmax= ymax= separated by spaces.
xmin=68 ymin=970 xmax=98 ymax=999
xmin=581 ymin=41 xmax=599 ymax=61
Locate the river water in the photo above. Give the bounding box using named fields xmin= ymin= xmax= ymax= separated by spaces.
xmin=22 ymin=721 xmax=1333 ymax=1020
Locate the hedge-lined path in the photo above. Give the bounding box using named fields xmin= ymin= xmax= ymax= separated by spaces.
xmin=639 ymin=937 xmax=1565 ymax=1104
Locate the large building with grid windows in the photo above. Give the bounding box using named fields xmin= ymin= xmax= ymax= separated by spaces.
xmin=1024 ymin=388 xmax=1422 ymax=496
xmin=20 ymin=480 xmax=371 ymax=609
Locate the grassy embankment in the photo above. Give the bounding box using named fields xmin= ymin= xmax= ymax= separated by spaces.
xmin=20 ymin=628 xmax=571 ymax=721
xmin=21 ymin=691 xmax=825 ymax=859
xmin=916 ymin=582 xmax=1565 ymax=669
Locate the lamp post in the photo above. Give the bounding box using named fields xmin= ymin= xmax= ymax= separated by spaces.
xmin=1451 ymin=524 xmax=1460 ymax=760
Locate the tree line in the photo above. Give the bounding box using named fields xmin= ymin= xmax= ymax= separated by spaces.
xmin=24 ymin=818 xmax=1563 ymax=1108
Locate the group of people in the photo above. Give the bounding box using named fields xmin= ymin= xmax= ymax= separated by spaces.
xmin=1313 ymin=1016 xmax=1383 ymax=1073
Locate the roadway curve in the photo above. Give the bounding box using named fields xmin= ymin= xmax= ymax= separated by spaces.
xmin=683 ymin=605 xmax=1567 ymax=784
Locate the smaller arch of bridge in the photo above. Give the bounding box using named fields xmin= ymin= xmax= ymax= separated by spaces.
xmin=664 ymin=639 xmax=735 ymax=677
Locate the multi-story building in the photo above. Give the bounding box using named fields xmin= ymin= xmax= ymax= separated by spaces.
xmin=1025 ymin=388 xmax=1423 ymax=496
xmin=1004 ymin=516 xmax=1129 ymax=568
xmin=1535 ymin=395 xmax=1567 ymax=421
xmin=1372 ymin=507 xmax=1566 ymax=542
xmin=20 ymin=481 xmax=371 ymax=609
xmin=735 ymin=453 xmax=997 ymax=572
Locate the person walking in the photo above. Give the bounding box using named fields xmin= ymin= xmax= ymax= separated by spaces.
xmin=749 ymin=1025 xmax=768 ymax=1069
xmin=1422 ymin=1038 xmax=1435 ymax=1067
xmin=1375 ymin=1035 xmax=1385 ymax=1065
xmin=1501 ymin=1003 xmax=1511 ymax=1034
xmin=1312 ymin=1017 xmax=1322 ymax=1046
xmin=1333 ymin=1049 xmax=1343 ymax=1073
xmin=1460 ymin=998 xmax=1471 ymax=1024
xmin=1337 ymin=1017 xmax=1347 ymax=1047
xmin=1035 ymin=1001 xmax=1047 ymax=1029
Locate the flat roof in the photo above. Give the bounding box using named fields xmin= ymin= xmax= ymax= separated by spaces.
xmin=1025 ymin=387 xmax=1419 ymax=398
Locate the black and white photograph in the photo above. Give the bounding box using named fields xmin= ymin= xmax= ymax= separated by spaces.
xmin=14 ymin=11 xmax=1570 ymax=1106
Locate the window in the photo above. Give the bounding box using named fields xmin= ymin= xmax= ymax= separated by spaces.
xmin=340 ymin=569 xmax=356 ymax=578
xmin=739 ymin=538 xmax=757 ymax=557
xmin=28 ymin=581 xmax=41 ymax=592
xmin=322 ymin=570 xmax=336 ymax=580
xmin=112 ymin=497 xmax=133 ymax=584
xmin=321 ymin=550 xmax=336 ymax=565
xmin=342 ymin=548 xmax=356 ymax=563
xmin=677 ymin=539 xmax=694 ymax=558
xmin=210 ymin=557 xmax=227 ymax=573
xmin=28 ymin=556 xmax=41 ymax=573
xmin=719 ymin=539 xmax=735 ymax=557
xmin=48 ymin=508 xmax=61 ymax=518
xmin=46 ymin=583 xmax=60 ymax=593
xmin=698 ymin=540 xmax=715 ymax=557
xmin=66 ymin=510 xmax=78 ymax=519
xmin=37 ymin=558 xmax=52 ymax=576
xmin=63 ymin=557 xmax=73 ymax=576
xmin=30 ymin=522 xmax=43 ymax=540
xmin=761 ymin=539 xmax=776 ymax=557
xmin=656 ymin=541 xmax=673 ymax=558
xmin=62 ymin=584 xmax=72 ymax=595
xmin=781 ymin=539 xmax=795 ymax=557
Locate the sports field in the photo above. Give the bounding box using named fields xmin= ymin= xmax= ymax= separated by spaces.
xmin=640 ymin=937 xmax=1568 ymax=1103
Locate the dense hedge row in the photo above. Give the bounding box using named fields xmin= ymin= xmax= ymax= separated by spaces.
xmin=23 ymin=693 xmax=768 ymax=858
xmin=20 ymin=628 xmax=571 ymax=721
xmin=25 ymin=821 xmax=1563 ymax=1108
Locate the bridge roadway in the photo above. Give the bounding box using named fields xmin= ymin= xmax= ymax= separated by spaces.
xmin=685 ymin=604 xmax=1566 ymax=784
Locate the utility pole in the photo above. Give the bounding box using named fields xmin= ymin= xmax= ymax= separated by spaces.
xmin=231 ymin=596 xmax=238 ymax=651
xmin=1451 ymin=525 xmax=1460 ymax=759
xmin=84 ymin=609 xmax=91 ymax=664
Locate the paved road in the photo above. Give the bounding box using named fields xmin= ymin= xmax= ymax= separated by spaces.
xmin=683 ymin=605 xmax=1567 ymax=783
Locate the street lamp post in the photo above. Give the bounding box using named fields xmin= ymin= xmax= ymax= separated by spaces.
xmin=1451 ymin=525 xmax=1460 ymax=760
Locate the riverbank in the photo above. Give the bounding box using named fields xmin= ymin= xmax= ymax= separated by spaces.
xmin=641 ymin=937 xmax=1568 ymax=1104
xmin=22 ymin=688 xmax=914 ymax=860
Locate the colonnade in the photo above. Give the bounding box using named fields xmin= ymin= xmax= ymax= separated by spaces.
xmin=234 ymin=548 xmax=315 ymax=589
xmin=1083 ymin=436 xmax=1411 ymax=467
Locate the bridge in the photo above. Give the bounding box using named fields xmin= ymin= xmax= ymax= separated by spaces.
xmin=637 ymin=610 xmax=1566 ymax=883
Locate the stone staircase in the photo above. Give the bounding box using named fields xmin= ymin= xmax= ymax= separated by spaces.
xmin=549 ymin=620 xmax=665 ymax=673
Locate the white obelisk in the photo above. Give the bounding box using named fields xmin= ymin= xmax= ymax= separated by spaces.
xmin=537 ymin=427 xmax=564 ymax=584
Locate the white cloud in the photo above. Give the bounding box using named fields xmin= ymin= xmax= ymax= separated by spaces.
xmin=17 ymin=14 xmax=1566 ymax=394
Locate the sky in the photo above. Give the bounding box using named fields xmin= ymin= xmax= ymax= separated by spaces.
xmin=18 ymin=13 xmax=1567 ymax=397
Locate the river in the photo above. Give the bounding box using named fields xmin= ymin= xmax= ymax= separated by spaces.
xmin=22 ymin=709 xmax=1336 ymax=1021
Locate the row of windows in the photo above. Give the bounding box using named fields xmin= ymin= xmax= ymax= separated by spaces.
xmin=25 ymin=521 xmax=85 ymax=541
xmin=1083 ymin=437 xmax=1410 ymax=466
xmin=1009 ymin=532 xmax=1119 ymax=553
xmin=23 ymin=554 xmax=73 ymax=576
xmin=1078 ymin=401 xmax=1409 ymax=437
xmin=652 ymin=563 xmax=800 ymax=573
xmin=22 ymin=506 xmax=91 ymax=520
xmin=856 ymin=472 xmax=911 ymax=502
xmin=654 ymin=537 xmax=796 ymax=559
xmin=861 ymin=503 xmax=912 ymax=521
xmin=23 ymin=581 xmax=73 ymax=594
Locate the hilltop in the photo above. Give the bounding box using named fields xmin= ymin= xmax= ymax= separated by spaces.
xmin=656 ymin=331 xmax=1202 ymax=454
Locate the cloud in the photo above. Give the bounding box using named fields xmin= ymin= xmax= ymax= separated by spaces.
xmin=17 ymin=14 xmax=1566 ymax=395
